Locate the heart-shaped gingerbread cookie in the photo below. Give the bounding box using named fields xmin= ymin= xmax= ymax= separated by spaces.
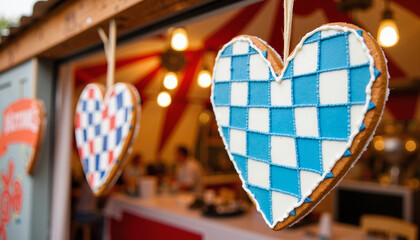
xmin=75 ymin=82 xmax=140 ymax=196
xmin=211 ymin=23 xmax=388 ymax=229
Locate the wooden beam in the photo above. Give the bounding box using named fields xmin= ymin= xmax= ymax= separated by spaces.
xmin=0 ymin=0 xmax=207 ymax=73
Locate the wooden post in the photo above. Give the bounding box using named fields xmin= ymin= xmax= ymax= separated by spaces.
xmin=32 ymin=58 xmax=38 ymax=98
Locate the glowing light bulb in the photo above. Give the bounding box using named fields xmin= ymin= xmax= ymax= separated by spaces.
xmin=163 ymin=72 xmax=178 ymax=90
xmin=198 ymin=70 xmax=212 ymax=88
xmin=378 ymin=19 xmax=399 ymax=47
xmin=157 ymin=91 xmax=171 ymax=107
xmin=171 ymin=28 xmax=189 ymax=51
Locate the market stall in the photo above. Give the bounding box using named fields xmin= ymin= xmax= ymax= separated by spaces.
xmin=0 ymin=0 xmax=419 ymax=239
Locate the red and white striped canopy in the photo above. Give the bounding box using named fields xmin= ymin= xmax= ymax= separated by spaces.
xmin=74 ymin=0 xmax=420 ymax=162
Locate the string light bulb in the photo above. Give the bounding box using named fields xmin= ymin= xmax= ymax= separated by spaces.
xmin=378 ymin=19 xmax=399 ymax=47
xmin=171 ymin=28 xmax=189 ymax=51
xmin=163 ymin=72 xmax=178 ymax=90
xmin=198 ymin=69 xmax=212 ymax=88
xmin=157 ymin=91 xmax=171 ymax=107
xmin=377 ymin=0 xmax=399 ymax=47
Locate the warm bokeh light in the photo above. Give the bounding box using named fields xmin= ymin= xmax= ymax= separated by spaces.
xmin=408 ymin=178 xmax=420 ymax=189
xmin=379 ymin=175 xmax=390 ymax=185
xmin=163 ymin=72 xmax=178 ymax=90
xmin=198 ymin=111 xmax=211 ymax=124
xmin=373 ymin=136 xmax=385 ymax=151
xmin=171 ymin=28 xmax=189 ymax=51
xmin=157 ymin=91 xmax=171 ymax=107
xmin=405 ymin=139 xmax=417 ymax=152
xmin=378 ymin=19 xmax=399 ymax=47
xmin=198 ymin=70 xmax=212 ymax=88
xmin=384 ymin=138 xmax=401 ymax=152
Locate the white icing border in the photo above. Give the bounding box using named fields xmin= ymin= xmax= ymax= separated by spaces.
xmin=211 ymin=24 xmax=385 ymax=229
xmin=75 ymin=82 xmax=141 ymax=194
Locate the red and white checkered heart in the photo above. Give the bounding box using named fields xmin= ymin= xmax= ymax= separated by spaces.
xmin=75 ymin=82 xmax=140 ymax=196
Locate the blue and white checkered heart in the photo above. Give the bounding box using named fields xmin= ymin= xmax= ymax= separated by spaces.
xmin=211 ymin=25 xmax=383 ymax=228
xmin=75 ymin=82 xmax=140 ymax=196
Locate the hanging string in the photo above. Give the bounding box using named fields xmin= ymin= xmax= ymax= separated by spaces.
xmin=97 ymin=19 xmax=117 ymax=89
xmin=283 ymin=0 xmax=295 ymax=60
xmin=107 ymin=19 xmax=116 ymax=89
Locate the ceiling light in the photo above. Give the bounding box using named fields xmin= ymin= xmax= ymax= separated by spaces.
xmin=163 ymin=72 xmax=178 ymax=90
xmin=171 ymin=28 xmax=189 ymax=51
xmin=198 ymin=70 xmax=212 ymax=88
xmin=157 ymin=91 xmax=171 ymax=107
xmin=377 ymin=1 xmax=399 ymax=47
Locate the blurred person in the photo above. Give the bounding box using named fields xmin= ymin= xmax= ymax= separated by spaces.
xmin=175 ymin=146 xmax=203 ymax=194
xmin=73 ymin=180 xmax=103 ymax=240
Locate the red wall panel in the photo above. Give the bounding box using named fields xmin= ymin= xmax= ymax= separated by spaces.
xmin=110 ymin=212 xmax=203 ymax=240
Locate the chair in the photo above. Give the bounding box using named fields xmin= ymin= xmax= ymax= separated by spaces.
xmin=360 ymin=214 xmax=418 ymax=240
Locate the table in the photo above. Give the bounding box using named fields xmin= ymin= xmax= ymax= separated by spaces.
xmin=104 ymin=193 xmax=364 ymax=240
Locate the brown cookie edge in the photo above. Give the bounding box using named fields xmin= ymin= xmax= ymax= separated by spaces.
xmin=234 ymin=22 xmax=389 ymax=230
